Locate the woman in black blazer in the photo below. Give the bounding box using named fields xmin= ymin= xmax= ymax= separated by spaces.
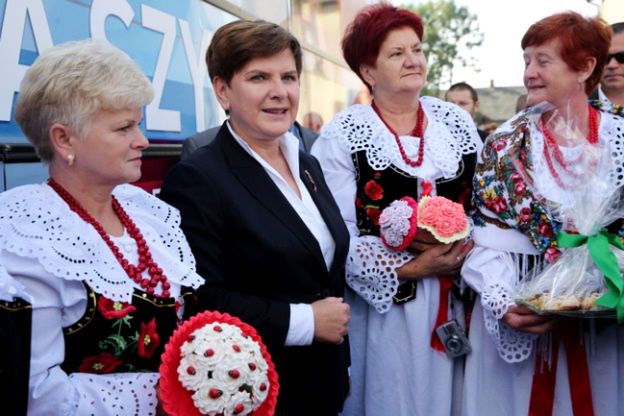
xmin=160 ymin=20 xmax=351 ymax=416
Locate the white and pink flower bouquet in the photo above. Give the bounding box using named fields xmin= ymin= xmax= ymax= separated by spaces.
xmin=379 ymin=194 xmax=470 ymax=250
xmin=159 ymin=311 xmax=279 ymax=416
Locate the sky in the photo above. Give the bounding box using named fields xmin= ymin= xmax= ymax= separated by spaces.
xmin=393 ymin=0 xmax=601 ymax=88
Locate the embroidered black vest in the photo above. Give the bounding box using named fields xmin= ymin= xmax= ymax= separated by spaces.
xmin=61 ymin=284 xmax=183 ymax=374
xmin=352 ymin=150 xmax=477 ymax=237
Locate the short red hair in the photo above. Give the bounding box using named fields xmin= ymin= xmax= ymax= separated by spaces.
xmin=521 ymin=11 xmax=611 ymax=95
xmin=342 ymin=3 xmax=424 ymax=92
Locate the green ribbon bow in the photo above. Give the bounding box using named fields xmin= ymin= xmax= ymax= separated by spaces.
xmin=557 ymin=230 xmax=624 ymax=323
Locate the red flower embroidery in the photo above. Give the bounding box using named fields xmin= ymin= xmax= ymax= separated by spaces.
xmin=421 ymin=181 xmax=433 ymax=197
xmin=366 ymin=208 xmax=382 ymax=226
xmin=537 ymin=222 xmax=553 ymax=238
xmin=491 ymin=138 xmax=508 ymax=151
xmin=484 ymin=195 xmax=508 ymax=214
xmin=78 ymin=352 xmax=123 ymax=374
xmin=519 ymin=207 xmax=532 ymax=223
xmin=364 ymin=180 xmax=384 ymax=201
xmin=138 ymin=319 xmax=160 ymax=359
xmin=510 ymin=173 xmax=523 ymax=183
xmin=513 ymin=181 xmax=527 ymax=195
xmin=544 ymin=247 xmax=561 ymax=263
xmin=355 ymin=197 xmax=364 ymax=209
xmin=97 ymin=297 xmax=137 ymax=320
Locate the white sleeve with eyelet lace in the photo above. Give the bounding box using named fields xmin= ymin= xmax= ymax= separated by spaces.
xmin=346 ymin=235 xmax=414 ymax=313
xmin=312 ymin=130 xmax=414 ymax=314
xmin=462 ymin=223 xmax=544 ymax=363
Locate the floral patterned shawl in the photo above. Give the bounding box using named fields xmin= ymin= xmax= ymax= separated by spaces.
xmin=473 ymin=111 xmax=563 ymax=259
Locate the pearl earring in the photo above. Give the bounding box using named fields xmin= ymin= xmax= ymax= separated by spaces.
xmin=67 ymin=154 xmax=75 ymax=166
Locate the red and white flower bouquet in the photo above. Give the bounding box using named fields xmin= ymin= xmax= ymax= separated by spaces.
xmin=379 ymin=194 xmax=469 ymax=249
xmin=159 ymin=311 xmax=279 ymax=416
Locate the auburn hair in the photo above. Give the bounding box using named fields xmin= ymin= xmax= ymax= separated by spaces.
xmin=521 ymin=11 xmax=611 ymax=95
xmin=342 ymin=3 xmax=424 ymax=92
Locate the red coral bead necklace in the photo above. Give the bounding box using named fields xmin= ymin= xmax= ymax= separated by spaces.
xmin=372 ymin=100 xmax=426 ymax=167
xmin=540 ymin=104 xmax=599 ymax=189
xmin=48 ymin=178 xmax=171 ymax=298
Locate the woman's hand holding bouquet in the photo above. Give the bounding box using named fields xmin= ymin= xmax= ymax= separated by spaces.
xmin=379 ymin=187 xmax=472 ymax=279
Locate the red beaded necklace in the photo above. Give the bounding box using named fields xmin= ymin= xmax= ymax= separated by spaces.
xmin=372 ymin=101 xmax=426 ymax=167
xmin=48 ymin=178 xmax=171 ymax=298
xmin=540 ymin=104 xmax=599 ymax=189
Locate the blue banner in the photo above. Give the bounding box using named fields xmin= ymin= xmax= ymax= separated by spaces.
xmin=0 ymin=0 xmax=235 ymax=143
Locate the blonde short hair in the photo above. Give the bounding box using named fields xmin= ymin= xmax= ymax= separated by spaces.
xmin=15 ymin=40 xmax=153 ymax=163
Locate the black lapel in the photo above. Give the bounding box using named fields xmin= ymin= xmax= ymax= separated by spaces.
xmin=299 ymin=155 xmax=349 ymax=275
xmin=216 ymin=127 xmax=327 ymax=269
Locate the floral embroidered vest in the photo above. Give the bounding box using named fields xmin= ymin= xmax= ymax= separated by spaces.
xmin=353 ymin=150 xmax=477 ymax=237
xmin=62 ymin=284 xmax=187 ymax=375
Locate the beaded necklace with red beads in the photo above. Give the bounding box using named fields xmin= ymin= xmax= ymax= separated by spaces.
xmin=48 ymin=178 xmax=171 ymax=298
xmin=540 ymin=104 xmax=599 ymax=189
xmin=372 ymin=100 xmax=426 ymax=168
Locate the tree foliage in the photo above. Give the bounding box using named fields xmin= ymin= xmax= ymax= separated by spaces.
xmin=402 ymin=0 xmax=483 ymax=96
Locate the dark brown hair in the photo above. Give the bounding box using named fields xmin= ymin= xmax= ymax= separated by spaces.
xmin=446 ymin=82 xmax=479 ymax=103
xmin=521 ymin=11 xmax=611 ymax=95
xmin=207 ymin=20 xmax=302 ymax=85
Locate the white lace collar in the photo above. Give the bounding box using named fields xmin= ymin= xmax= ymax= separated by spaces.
xmin=0 ymin=183 xmax=203 ymax=301
xmin=321 ymin=96 xmax=482 ymax=180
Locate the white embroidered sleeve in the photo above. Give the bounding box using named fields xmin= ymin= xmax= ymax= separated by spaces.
xmin=312 ymin=130 xmax=413 ymax=314
xmin=347 ymin=235 xmax=414 ymax=313
xmin=463 ymin=245 xmax=538 ymax=363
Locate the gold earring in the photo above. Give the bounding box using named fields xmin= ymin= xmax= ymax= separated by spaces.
xmin=67 ymin=154 xmax=75 ymax=166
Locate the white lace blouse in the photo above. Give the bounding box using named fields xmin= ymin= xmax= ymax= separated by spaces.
xmin=0 ymin=183 xmax=203 ymax=415
xmin=311 ymin=96 xmax=482 ymax=313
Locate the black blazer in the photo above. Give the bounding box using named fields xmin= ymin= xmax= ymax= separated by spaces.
xmin=181 ymin=121 xmax=318 ymax=159
xmin=160 ymin=123 xmax=350 ymax=415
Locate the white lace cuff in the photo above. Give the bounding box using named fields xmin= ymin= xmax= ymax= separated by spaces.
xmin=346 ymin=235 xmax=414 ymax=313
xmin=480 ymin=279 xmax=537 ymax=363
xmin=464 ymin=244 xmax=540 ymax=363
